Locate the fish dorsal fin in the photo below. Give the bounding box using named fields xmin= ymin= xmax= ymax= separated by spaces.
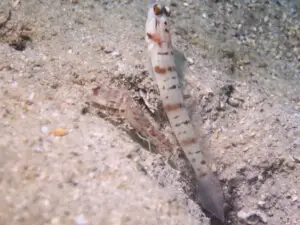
xmin=173 ymin=48 xmax=194 ymax=98
xmin=173 ymin=48 xmax=186 ymax=82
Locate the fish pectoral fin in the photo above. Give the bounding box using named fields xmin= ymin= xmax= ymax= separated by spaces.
xmin=173 ymin=48 xmax=191 ymax=97
xmin=196 ymin=172 xmax=225 ymax=222
xmin=147 ymin=32 xmax=162 ymax=45
xmin=173 ymin=48 xmax=186 ymax=80
xmin=147 ymin=57 xmax=155 ymax=79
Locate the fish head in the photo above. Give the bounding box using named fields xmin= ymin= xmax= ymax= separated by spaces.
xmin=146 ymin=1 xmax=171 ymax=46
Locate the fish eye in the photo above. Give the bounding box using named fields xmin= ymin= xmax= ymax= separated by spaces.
xmin=153 ymin=4 xmax=161 ymax=15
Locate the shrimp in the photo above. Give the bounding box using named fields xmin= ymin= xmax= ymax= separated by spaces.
xmin=89 ymin=85 xmax=194 ymax=179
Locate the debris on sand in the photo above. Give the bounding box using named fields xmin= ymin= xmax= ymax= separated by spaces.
xmin=49 ymin=128 xmax=68 ymax=136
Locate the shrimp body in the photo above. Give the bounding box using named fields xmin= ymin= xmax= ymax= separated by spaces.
xmin=89 ymin=85 xmax=194 ymax=177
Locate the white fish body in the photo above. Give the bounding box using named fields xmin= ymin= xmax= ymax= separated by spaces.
xmin=145 ymin=1 xmax=224 ymax=221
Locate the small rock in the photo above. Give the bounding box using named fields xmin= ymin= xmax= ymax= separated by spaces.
xmin=0 ymin=8 xmax=11 ymax=26
xmin=285 ymin=161 xmax=295 ymax=170
xmin=104 ymin=49 xmax=112 ymax=54
xmin=216 ymin=101 xmax=225 ymax=111
xmin=292 ymin=154 xmax=300 ymax=163
xmin=237 ymin=210 xmax=267 ymax=224
xmin=186 ymin=57 xmax=194 ymax=65
xmin=227 ymin=97 xmax=240 ymax=107
xmin=33 ymin=145 xmax=42 ymax=152
xmin=11 ymin=81 xmax=18 ymax=88
xmin=258 ymin=200 xmax=266 ymax=208
xmin=295 ymin=102 xmax=300 ymax=111
xmin=257 ymin=174 xmax=264 ymax=181
xmin=28 ymin=92 xmax=35 ymax=101
xmin=291 ymin=195 xmax=298 ymax=202
xmin=111 ymin=50 xmax=121 ymax=57
xmin=264 ymin=16 xmax=269 ymax=23
xmin=41 ymin=126 xmax=49 ymax=133
xmin=75 ymin=214 xmax=88 ymax=225
xmin=51 ymin=217 xmax=60 ymax=224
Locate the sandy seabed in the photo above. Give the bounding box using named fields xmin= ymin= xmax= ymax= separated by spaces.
xmin=0 ymin=0 xmax=299 ymax=225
